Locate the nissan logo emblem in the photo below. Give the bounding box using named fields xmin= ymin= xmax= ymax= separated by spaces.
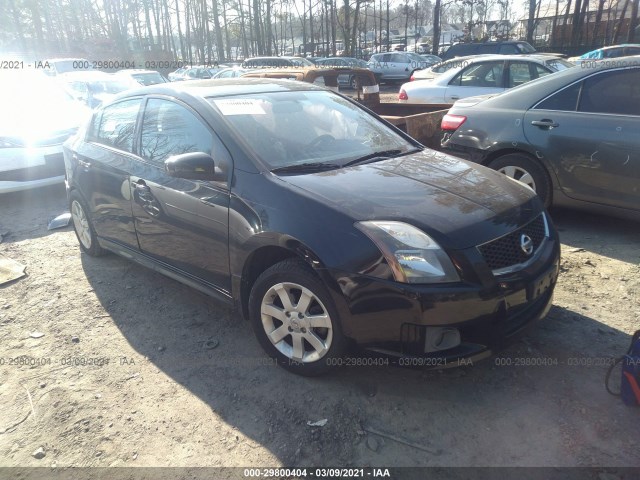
xmin=520 ymin=234 xmax=534 ymax=256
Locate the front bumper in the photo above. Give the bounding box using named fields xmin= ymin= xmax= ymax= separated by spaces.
xmin=328 ymin=232 xmax=560 ymax=365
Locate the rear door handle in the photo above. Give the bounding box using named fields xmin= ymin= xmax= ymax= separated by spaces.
xmin=531 ymin=119 xmax=559 ymax=129
xmin=450 ymin=96 xmax=460 ymax=100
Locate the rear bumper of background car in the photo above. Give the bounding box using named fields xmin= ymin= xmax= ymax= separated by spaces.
xmin=326 ymin=233 xmax=560 ymax=365
xmin=0 ymin=146 xmax=66 ymax=193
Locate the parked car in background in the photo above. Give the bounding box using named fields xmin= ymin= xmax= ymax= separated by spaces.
xmin=171 ymin=65 xmax=229 ymax=81
xmin=440 ymin=41 xmax=537 ymax=61
xmin=368 ymin=52 xmax=429 ymax=82
xmin=63 ymin=78 xmax=559 ymax=375
xmin=114 ymin=69 xmax=167 ymax=86
xmin=242 ymin=56 xmax=315 ymax=68
xmin=0 ymin=71 xmax=89 ymax=193
xmin=314 ymin=57 xmax=370 ymax=88
xmin=399 ymin=54 xmax=574 ymax=104
xmin=168 ymin=66 xmax=188 ymax=81
xmin=43 ymin=58 xmax=93 ymax=76
xmin=419 ymin=54 xmax=442 ymax=66
xmin=441 ymin=59 xmax=640 ymax=218
xmin=411 ymin=55 xmax=484 ymax=81
xmin=58 ymin=71 xmax=133 ymax=108
xmin=568 ymin=44 xmax=640 ymax=63
xmin=213 ymin=67 xmax=249 ymax=78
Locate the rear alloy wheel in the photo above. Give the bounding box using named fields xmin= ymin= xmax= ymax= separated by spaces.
xmin=488 ymin=153 xmax=552 ymax=208
xmin=70 ymin=191 xmax=106 ymax=257
xmin=249 ymin=259 xmax=347 ymax=376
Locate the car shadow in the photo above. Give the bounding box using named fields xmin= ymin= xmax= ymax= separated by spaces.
xmin=80 ymin=253 xmax=637 ymax=467
xmin=549 ymin=207 xmax=640 ymax=264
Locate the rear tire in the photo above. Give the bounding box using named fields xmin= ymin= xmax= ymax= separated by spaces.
xmin=488 ymin=153 xmax=552 ymax=208
xmin=69 ymin=191 xmax=106 ymax=257
xmin=248 ymin=259 xmax=347 ymax=376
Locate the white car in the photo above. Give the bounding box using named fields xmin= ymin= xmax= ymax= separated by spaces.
xmin=58 ymin=71 xmax=132 ymax=108
xmin=399 ymin=54 xmax=574 ymax=104
xmin=410 ymin=55 xmax=490 ymax=82
xmin=0 ymin=71 xmax=90 ymax=193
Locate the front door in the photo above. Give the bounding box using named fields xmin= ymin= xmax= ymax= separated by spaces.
xmin=129 ymin=97 xmax=232 ymax=292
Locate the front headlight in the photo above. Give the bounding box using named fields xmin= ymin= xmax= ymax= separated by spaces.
xmin=355 ymin=221 xmax=460 ymax=284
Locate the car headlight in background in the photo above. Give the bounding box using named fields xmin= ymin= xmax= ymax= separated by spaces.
xmin=355 ymin=221 xmax=460 ymax=284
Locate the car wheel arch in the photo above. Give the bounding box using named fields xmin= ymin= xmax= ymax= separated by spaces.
xmin=483 ymin=147 xmax=559 ymax=191
xmin=238 ymin=241 xmax=332 ymax=323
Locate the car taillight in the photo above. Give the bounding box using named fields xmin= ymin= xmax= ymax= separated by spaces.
xmin=409 ymin=75 xmax=415 ymax=81
xmin=441 ymin=114 xmax=467 ymax=131
xmin=398 ymin=89 xmax=408 ymax=101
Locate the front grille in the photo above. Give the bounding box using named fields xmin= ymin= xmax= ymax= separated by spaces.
xmin=0 ymin=153 xmax=64 ymax=182
xmin=478 ymin=214 xmax=547 ymax=271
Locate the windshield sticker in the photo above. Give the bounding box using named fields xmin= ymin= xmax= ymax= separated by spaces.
xmin=213 ymin=99 xmax=266 ymax=115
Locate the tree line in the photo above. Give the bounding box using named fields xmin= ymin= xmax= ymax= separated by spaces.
xmin=2 ymin=0 xmax=639 ymax=62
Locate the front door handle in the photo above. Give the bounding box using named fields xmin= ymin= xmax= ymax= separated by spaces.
xmin=450 ymin=95 xmax=460 ymax=100
xmin=531 ymin=119 xmax=559 ymax=129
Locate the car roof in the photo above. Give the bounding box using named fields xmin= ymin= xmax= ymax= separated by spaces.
xmin=111 ymin=78 xmax=325 ymax=101
xmin=469 ymin=55 xmax=640 ymax=109
xmin=58 ymin=71 xmax=113 ymax=80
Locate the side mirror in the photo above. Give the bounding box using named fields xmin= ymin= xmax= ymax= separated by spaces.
xmin=165 ymin=152 xmax=217 ymax=181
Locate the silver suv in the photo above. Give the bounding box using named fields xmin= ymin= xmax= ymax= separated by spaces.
xmin=367 ymin=52 xmax=429 ymax=82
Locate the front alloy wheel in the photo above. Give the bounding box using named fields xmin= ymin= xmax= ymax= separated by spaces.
xmin=261 ymin=282 xmax=333 ymax=363
xmin=249 ymin=259 xmax=346 ymax=376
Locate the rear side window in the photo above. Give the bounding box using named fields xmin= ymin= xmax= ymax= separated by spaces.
xmin=578 ymin=69 xmax=640 ymax=115
xmin=92 ymin=99 xmax=141 ymax=153
xmin=478 ymin=44 xmax=497 ymax=54
xmin=450 ymin=61 xmax=505 ymax=87
xmin=498 ymin=44 xmax=519 ymax=54
xmin=536 ymin=82 xmax=581 ymax=111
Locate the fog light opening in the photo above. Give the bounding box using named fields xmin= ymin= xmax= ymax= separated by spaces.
xmin=425 ymin=327 xmax=461 ymax=353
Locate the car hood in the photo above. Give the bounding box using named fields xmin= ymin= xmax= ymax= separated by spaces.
xmin=280 ymin=150 xmax=540 ymax=249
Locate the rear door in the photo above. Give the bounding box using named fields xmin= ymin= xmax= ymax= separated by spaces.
xmin=523 ymin=67 xmax=640 ymax=210
xmin=73 ymin=98 xmax=143 ymax=250
xmin=129 ymin=97 xmax=232 ymax=291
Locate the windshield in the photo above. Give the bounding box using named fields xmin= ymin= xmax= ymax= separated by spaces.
xmin=517 ymin=42 xmax=536 ymax=53
xmin=545 ymin=58 xmax=575 ymax=71
xmin=208 ymin=91 xmax=416 ymax=171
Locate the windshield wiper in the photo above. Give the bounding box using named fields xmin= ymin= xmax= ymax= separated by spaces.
xmin=271 ymin=162 xmax=341 ymax=174
xmin=342 ymin=149 xmax=414 ymax=168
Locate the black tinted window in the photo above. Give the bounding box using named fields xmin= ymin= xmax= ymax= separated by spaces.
xmin=579 ymin=69 xmax=640 ymax=115
xmin=141 ymin=99 xmax=214 ymax=167
xmin=94 ymin=99 xmax=140 ymax=152
xmin=536 ymin=82 xmax=581 ymax=111
xmin=499 ymin=44 xmax=519 ymax=54
xmin=478 ymin=44 xmax=497 ymax=54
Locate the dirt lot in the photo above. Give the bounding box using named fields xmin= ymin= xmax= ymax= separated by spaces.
xmin=1 ymin=181 xmax=639 ymax=476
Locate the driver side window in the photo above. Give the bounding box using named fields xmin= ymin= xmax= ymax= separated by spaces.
xmin=140 ymin=99 xmax=214 ymax=167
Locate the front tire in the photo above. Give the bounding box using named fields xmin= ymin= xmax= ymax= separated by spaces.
xmin=248 ymin=259 xmax=347 ymax=376
xmin=69 ymin=191 xmax=106 ymax=257
xmin=488 ymin=153 xmax=552 ymax=208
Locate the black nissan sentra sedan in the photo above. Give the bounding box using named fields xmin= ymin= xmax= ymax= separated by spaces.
xmin=63 ymin=79 xmax=560 ymax=375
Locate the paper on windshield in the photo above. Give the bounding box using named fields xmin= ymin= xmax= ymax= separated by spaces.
xmin=213 ymin=99 xmax=266 ymax=115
